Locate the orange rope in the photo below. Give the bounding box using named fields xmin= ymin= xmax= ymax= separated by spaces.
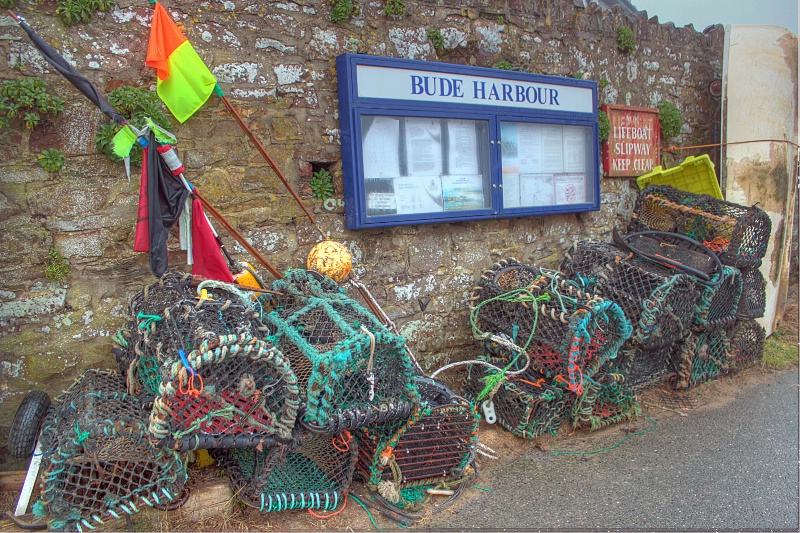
xmin=332 ymin=430 xmax=352 ymax=453
xmin=308 ymin=492 xmax=348 ymax=519
xmin=664 ymin=138 xmax=800 ymax=152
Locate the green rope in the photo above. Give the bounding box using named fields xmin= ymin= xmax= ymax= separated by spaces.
xmin=470 ymin=287 xmax=548 ymax=402
xmin=348 ymin=494 xmax=380 ymax=531
xmin=74 ymin=422 xmax=90 ymax=445
xmin=551 ymin=414 xmax=656 ymax=455
xmin=136 ymin=312 xmax=162 ymax=329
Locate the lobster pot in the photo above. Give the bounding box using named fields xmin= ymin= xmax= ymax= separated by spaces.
xmin=36 ymin=372 xmax=187 ymax=532
xmin=674 ymin=328 xmax=731 ymax=390
xmin=736 ymin=267 xmax=767 ymax=319
xmin=561 ymin=240 xmax=695 ymax=349
xmin=693 ymin=265 xmax=742 ymax=330
xmin=470 ymin=265 xmax=632 ymax=392
xmin=214 ymin=429 xmax=357 ymax=513
xmin=569 ymin=372 xmax=640 ymax=431
xmin=629 ymin=185 xmax=771 ymax=268
xmin=462 ymin=362 xmax=567 ymax=440
xmin=39 ymin=370 xmax=137 ymax=454
xmin=116 ymin=273 xmax=268 ymax=397
xmin=115 ymin=273 xmax=197 ymax=396
xmin=260 ymin=270 xmax=420 ymax=435
xmin=727 ymin=319 xmax=766 ymax=371
xmin=149 ymin=332 xmax=300 ymax=451
xmin=609 ymin=344 xmax=678 ymax=393
xmin=354 ymin=377 xmax=479 ymax=499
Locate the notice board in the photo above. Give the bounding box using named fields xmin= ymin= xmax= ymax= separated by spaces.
xmin=337 ymin=53 xmax=600 ymax=229
xmin=602 ymin=104 xmax=660 ymax=177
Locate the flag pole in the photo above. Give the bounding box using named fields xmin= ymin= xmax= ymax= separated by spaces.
xmin=214 ymin=85 xmax=327 ymax=241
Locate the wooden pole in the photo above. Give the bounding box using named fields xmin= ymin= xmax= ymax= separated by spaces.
xmin=219 ymin=94 xmax=327 ymax=240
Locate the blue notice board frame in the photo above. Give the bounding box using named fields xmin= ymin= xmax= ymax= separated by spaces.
xmin=336 ymin=53 xmax=600 ymax=229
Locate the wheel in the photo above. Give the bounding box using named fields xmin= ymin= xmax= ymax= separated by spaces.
xmin=8 ymin=390 xmax=50 ymax=458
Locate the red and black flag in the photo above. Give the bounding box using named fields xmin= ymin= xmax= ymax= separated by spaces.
xmin=12 ymin=13 xmax=126 ymax=126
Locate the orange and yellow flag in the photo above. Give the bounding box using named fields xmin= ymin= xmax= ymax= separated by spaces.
xmin=146 ymin=2 xmax=216 ymax=123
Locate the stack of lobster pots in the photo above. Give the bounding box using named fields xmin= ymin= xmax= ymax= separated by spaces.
xmin=563 ymin=185 xmax=771 ymax=393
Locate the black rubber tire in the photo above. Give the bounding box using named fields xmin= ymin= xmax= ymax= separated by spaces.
xmin=8 ymin=390 xmax=50 ymax=458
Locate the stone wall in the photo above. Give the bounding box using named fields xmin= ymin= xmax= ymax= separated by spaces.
xmin=0 ymin=0 xmax=723 ymax=455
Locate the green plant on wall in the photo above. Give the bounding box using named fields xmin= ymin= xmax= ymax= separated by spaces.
xmin=0 ymin=0 xmax=16 ymax=9
xmin=0 ymin=77 xmax=65 ymax=130
xmin=658 ymin=100 xmax=683 ymax=140
xmin=492 ymin=60 xmax=514 ymax=71
xmin=383 ymin=0 xmax=405 ymax=17
xmin=598 ymin=110 xmax=610 ymax=142
xmin=56 ymin=0 xmax=115 ymax=26
xmin=44 ymin=247 xmax=70 ymax=283
xmin=94 ymin=86 xmax=171 ymax=164
xmin=330 ymin=0 xmax=354 ymax=23
xmin=310 ymin=168 xmax=335 ymax=201
xmin=616 ymin=26 xmax=636 ymax=54
xmin=39 ymin=148 xmax=65 ymax=172
xmin=599 ymin=75 xmax=610 ymax=88
xmin=427 ymin=28 xmax=445 ymax=55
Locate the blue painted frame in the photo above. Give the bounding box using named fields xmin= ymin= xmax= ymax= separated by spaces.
xmin=336 ymin=53 xmax=600 ymax=229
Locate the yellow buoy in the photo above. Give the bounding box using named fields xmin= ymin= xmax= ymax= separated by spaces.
xmin=307 ymin=240 xmax=352 ymax=282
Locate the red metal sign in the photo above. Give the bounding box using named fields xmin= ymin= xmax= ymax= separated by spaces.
xmin=602 ymin=104 xmax=661 ymax=177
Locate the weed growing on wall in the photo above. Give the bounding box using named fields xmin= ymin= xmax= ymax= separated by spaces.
xmin=94 ymin=86 xmax=171 ymax=164
xmin=658 ymin=100 xmax=683 ymax=140
xmin=330 ymin=0 xmax=354 ymax=23
xmin=0 ymin=0 xmax=15 ymax=9
xmin=383 ymin=0 xmax=405 ymax=17
xmin=598 ymin=110 xmax=610 ymax=142
xmin=39 ymin=148 xmax=65 ymax=172
xmin=427 ymin=28 xmax=445 ymax=55
xmin=616 ymin=26 xmax=636 ymax=54
xmin=311 ymin=168 xmax=335 ymax=200
xmin=492 ymin=61 xmax=514 ymax=70
xmin=0 ymin=77 xmax=65 ymax=130
xmin=44 ymin=247 xmax=70 ymax=283
xmin=56 ymin=0 xmax=115 ymax=26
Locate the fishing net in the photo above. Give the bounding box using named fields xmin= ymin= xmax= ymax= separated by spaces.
xmin=736 ymin=266 xmax=767 ymax=319
xmin=35 ymin=370 xmax=187 ymax=532
xmin=569 ymin=372 xmax=640 ymax=431
xmin=462 ymin=360 xmax=567 ymax=440
xmin=607 ymin=344 xmax=678 ymax=393
xmin=354 ymin=377 xmax=479 ymax=507
xmin=727 ymin=319 xmax=766 ymax=372
xmin=470 ymin=263 xmax=632 ymax=395
xmin=213 ymin=427 xmax=357 ymax=513
xmin=257 ymin=270 xmax=420 ymax=435
xmin=674 ymin=328 xmax=730 ymax=390
xmin=561 ymin=240 xmax=695 ymax=349
xmin=629 ymin=185 xmax=772 ymax=268
xmin=147 ymin=299 xmax=299 ymax=451
xmin=693 ymin=265 xmax=742 ymax=330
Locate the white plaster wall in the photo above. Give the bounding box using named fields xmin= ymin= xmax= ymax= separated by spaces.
xmin=720 ymin=25 xmax=798 ymax=335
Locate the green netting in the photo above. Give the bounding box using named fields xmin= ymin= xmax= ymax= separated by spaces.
xmin=353 ymin=377 xmax=479 ymax=509
xmin=561 ymin=240 xmax=695 ymax=349
xmin=569 ymin=372 xmax=641 ymax=431
xmin=213 ymin=428 xmax=357 ymax=513
xmin=256 ymin=270 xmax=421 ymax=434
xmin=693 ymin=265 xmax=742 ymax=330
xmin=470 ymin=262 xmax=632 ymax=395
xmin=34 ymin=370 xmax=187 ymax=532
xmin=674 ymin=328 xmax=730 ymax=390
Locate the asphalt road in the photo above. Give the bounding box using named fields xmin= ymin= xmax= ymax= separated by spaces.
xmin=423 ymin=369 xmax=799 ymax=531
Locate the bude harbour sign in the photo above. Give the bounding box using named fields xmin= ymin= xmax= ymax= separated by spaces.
xmin=355 ymin=64 xmax=595 ymax=114
xmin=601 ymin=104 xmax=661 ymax=177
